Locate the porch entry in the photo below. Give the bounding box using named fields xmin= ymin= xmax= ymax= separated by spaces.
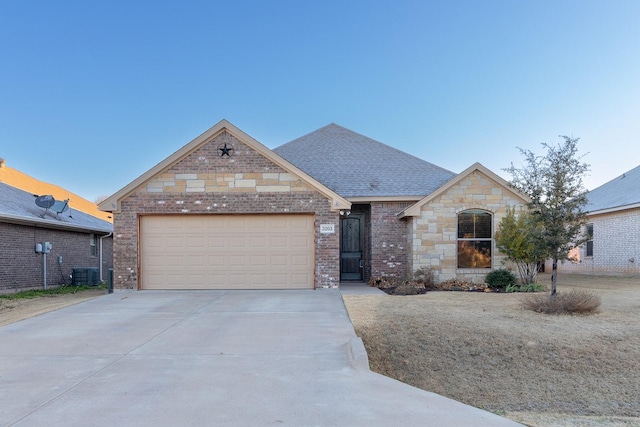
xmin=340 ymin=212 xmax=364 ymax=281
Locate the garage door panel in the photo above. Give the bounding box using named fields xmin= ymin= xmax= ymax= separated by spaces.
xmin=249 ymin=255 xmax=267 ymax=266
xmin=141 ymin=215 xmax=314 ymax=289
xmin=228 ymin=237 xmax=247 ymax=248
xmin=207 ymin=255 xmax=226 ymax=266
xmin=291 ymin=235 xmax=311 ymax=248
xmin=186 ymin=255 xmax=206 ymax=267
xmin=272 ymin=236 xmax=290 ymax=248
xmin=165 ymin=236 xmax=184 ymax=248
xmin=249 ymin=236 xmax=268 ymax=248
xmin=207 ymin=236 xmax=226 ymax=249
xmin=187 ymin=236 xmax=206 ymax=248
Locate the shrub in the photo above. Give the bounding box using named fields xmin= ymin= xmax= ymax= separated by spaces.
xmin=522 ymin=289 xmax=601 ymax=315
xmin=485 ymin=269 xmax=517 ymax=290
xmin=413 ymin=267 xmax=435 ymax=288
xmin=393 ymin=283 xmax=426 ymax=295
xmin=505 ymin=282 xmax=545 ymax=293
xmin=368 ymin=277 xmax=401 ymax=289
xmin=368 ymin=277 xmax=429 ymax=295
xmin=436 ymin=279 xmax=487 ymax=292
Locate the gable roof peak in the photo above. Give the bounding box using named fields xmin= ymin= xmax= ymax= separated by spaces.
xmin=98 ymin=120 xmax=350 ymax=213
xmin=398 ymin=162 xmax=529 ymax=218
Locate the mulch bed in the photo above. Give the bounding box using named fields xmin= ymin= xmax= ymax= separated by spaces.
xmin=369 ymin=277 xmax=492 ymax=295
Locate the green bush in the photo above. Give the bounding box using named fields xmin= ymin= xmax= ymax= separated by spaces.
xmin=485 ymin=269 xmax=517 ymax=290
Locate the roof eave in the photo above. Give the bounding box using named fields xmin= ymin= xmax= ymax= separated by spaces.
xmin=1 ymin=213 xmax=113 ymax=234
xmin=347 ymin=196 xmax=424 ymax=203
xmin=587 ymin=202 xmax=640 ymax=216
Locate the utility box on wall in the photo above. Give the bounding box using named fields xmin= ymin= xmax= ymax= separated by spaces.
xmin=72 ymin=267 xmax=100 ymax=285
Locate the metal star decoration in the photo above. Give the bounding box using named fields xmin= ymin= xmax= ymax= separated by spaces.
xmin=218 ymin=143 xmax=234 ymax=157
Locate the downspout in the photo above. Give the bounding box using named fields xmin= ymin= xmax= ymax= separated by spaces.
xmin=99 ymin=232 xmax=113 ymax=282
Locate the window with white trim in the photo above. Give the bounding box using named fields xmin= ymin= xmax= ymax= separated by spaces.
xmin=90 ymin=234 xmax=97 ymax=257
xmin=457 ymin=209 xmax=492 ymax=268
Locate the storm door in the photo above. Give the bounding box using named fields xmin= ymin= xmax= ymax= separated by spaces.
xmin=340 ymin=213 xmax=364 ymax=281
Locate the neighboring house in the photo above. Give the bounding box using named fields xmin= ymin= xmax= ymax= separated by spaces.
xmin=553 ymin=165 xmax=640 ymax=276
xmin=99 ymin=120 xmax=528 ymax=290
xmin=0 ymin=158 xmax=113 ymax=222
xmin=0 ymin=168 xmax=113 ymax=292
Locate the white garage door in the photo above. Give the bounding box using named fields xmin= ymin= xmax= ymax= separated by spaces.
xmin=140 ymin=215 xmax=315 ymax=290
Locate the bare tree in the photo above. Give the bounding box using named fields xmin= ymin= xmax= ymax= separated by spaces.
xmin=504 ymin=136 xmax=589 ymax=299
xmin=93 ymin=194 xmax=110 ymax=205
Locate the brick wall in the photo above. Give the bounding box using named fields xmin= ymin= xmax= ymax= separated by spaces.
xmin=552 ymin=208 xmax=640 ymax=276
xmin=0 ymin=222 xmax=113 ymax=292
xmin=112 ymin=130 xmax=340 ymax=290
xmin=370 ymin=202 xmax=412 ymax=279
xmin=412 ymin=170 xmax=526 ymax=283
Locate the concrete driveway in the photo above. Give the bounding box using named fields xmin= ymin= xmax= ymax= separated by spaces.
xmin=0 ymin=290 xmax=521 ymax=426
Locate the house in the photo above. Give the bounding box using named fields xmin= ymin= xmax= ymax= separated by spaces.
xmin=0 ymin=161 xmax=113 ymax=292
xmin=553 ymin=164 xmax=640 ymax=276
xmin=0 ymin=158 xmax=112 ymax=222
xmin=99 ymin=120 xmax=528 ymax=290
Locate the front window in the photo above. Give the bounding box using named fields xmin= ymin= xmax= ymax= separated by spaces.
xmin=457 ymin=210 xmax=492 ymax=268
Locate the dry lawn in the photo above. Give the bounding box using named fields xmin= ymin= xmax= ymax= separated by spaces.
xmin=0 ymin=289 xmax=105 ymax=327
xmin=343 ymin=274 xmax=640 ymax=427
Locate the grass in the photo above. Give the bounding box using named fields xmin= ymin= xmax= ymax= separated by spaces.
xmin=0 ymin=283 xmax=106 ymax=300
xmin=343 ymin=273 xmax=640 ymax=426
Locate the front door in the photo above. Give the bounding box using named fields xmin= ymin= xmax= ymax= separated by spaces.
xmin=340 ymin=213 xmax=364 ymax=281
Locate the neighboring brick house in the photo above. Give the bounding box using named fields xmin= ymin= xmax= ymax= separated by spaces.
xmin=0 ymin=181 xmax=113 ymax=292
xmin=552 ymin=165 xmax=640 ymax=276
xmin=100 ymin=120 xmax=528 ymax=290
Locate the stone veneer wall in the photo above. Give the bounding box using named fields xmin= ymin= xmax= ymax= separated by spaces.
xmin=112 ymin=131 xmax=340 ymax=290
xmin=551 ymin=208 xmax=640 ymax=276
xmin=412 ymin=171 xmax=526 ymax=283
xmin=370 ymin=202 xmax=412 ymax=279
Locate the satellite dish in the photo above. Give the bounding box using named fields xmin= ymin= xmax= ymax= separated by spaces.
xmin=52 ymin=200 xmax=69 ymax=214
xmin=35 ymin=195 xmax=55 ymax=209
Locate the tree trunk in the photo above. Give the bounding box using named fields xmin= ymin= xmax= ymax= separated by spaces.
xmin=550 ymin=257 xmax=558 ymax=301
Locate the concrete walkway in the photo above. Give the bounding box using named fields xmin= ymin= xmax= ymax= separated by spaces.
xmin=0 ymin=290 xmax=521 ymax=426
xmin=338 ymin=281 xmax=387 ymax=295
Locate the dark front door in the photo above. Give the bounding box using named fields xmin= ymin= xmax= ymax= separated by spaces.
xmin=340 ymin=213 xmax=364 ymax=281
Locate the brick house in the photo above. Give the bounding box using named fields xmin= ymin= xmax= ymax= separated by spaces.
xmin=552 ymin=164 xmax=640 ymax=276
xmin=0 ymin=180 xmax=113 ymax=292
xmin=100 ymin=120 xmax=528 ymax=290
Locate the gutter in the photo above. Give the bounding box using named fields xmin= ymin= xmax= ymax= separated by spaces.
xmin=587 ymin=201 xmax=640 ymax=216
xmin=0 ymin=213 xmax=112 ymax=234
xmin=99 ymin=232 xmax=113 ymax=282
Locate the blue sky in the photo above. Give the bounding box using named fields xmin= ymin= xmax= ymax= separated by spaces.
xmin=1 ymin=0 xmax=639 ymax=201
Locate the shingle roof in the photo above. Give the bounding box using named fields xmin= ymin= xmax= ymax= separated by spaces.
xmin=0 ymin=182 xmax=112 ymax=233
xmin=274 ymin=123 xmax=456 ymax=198
xmin=586 ymin=164 xmax=640 ymax=213
xmin=0 ymin=162 xmax=112 ymax=222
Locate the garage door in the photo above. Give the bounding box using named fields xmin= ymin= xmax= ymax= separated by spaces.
xmin=140 ymin=215 xmax=315 ymax=290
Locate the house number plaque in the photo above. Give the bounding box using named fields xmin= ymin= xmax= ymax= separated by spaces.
xmin=320 ymin=224 xmax=335 ymax=234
